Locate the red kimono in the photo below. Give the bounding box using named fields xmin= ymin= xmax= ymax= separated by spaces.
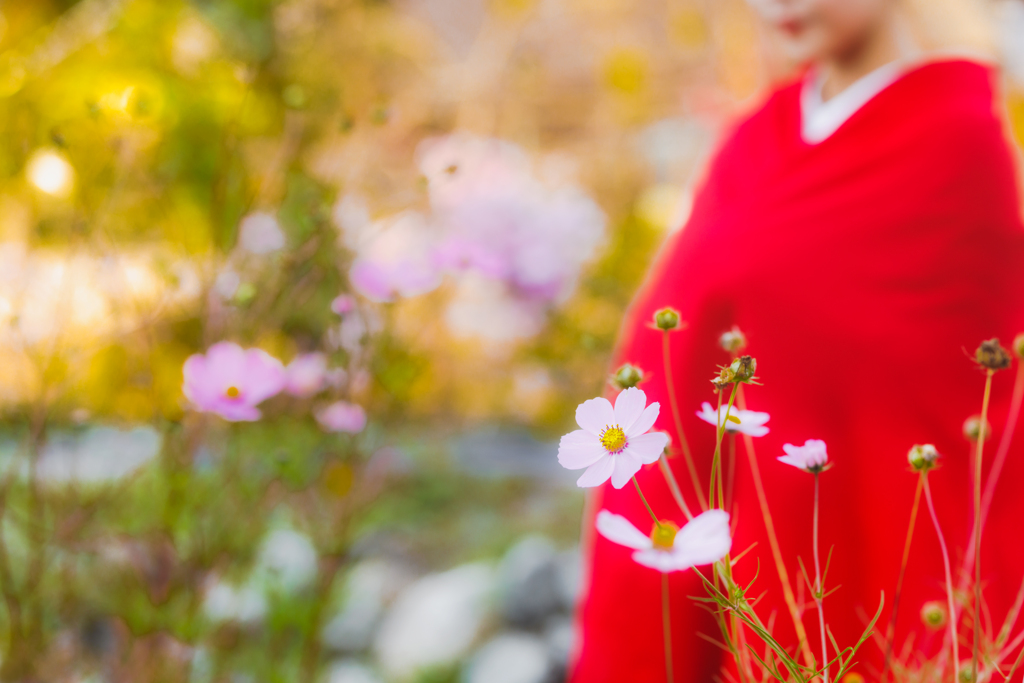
xmin=570 ymin=59 xmax=1024 ymax=682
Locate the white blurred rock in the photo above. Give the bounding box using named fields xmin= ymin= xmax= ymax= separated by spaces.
xmin=556 ymin=547 xmax=582 ymax=610
xmin=544 ymin=617 xmax=575 ymax=668
xmin=463 ymin=633 xmax=551 ymax=683
xmin=37 ymin=427 xmax=160 ymax=485
xmin=498 ymin=536 xmax=562 ymax=627
xmin=256 ymin=528 xmax=319 ymax=594
xmin=322 ymin=560 xmax=411 ymax=653
xmin=325 ymin=660 xmax=382 ymax=683
xmin=373 ymin=563 xmax=495 ymax=680
xmin=202 ymin=580 xmax=267 ymax=625
xmin=189 ymin=646 xmax=214 ymax=683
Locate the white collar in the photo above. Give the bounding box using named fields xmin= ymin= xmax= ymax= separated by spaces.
xmin=800 ymin=60 xmax=907 ymax=145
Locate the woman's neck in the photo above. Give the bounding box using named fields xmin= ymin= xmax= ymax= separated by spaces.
xmin=819 ymin=12 xmax=917 ymax=101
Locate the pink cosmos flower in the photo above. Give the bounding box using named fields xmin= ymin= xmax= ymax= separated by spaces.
xmin=557 ymin=387 xmax=670 ymax=489
xmin=331 ymin=294 xmax=355 ymax=315
xmin=416 ymin=133 xmax=533 ymax=209
xmin=182 ymin=342 xmax=286 ymax=421
xmin=315 ymin=401 xmax=367 ymax=434
xmin=350 ymin=258 xmax=439 ymax=303
xmin=432 ymin=237 xmax=510 ymax=280
xmin=779 ymin=439 xmax=829 ymax=473
xmin=347 ymin=211 xmax=441 ymax=303
xmin=595 ymin=509 xmax=732 ymax=573
xmin=284 ymin=353 xmax=327 ymax=398
xmin=695 ymin=402 xmax=770 ymax=437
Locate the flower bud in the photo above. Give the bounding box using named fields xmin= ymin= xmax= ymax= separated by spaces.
xmin=611 ymin=363 xmax=645 ymax=390
xmin=719 ymin=326 xmax=747 ymax=354
xmin=840 ymin=674 xmax=865 ymax=683
xmin=975 ymin=338 xmax=1011 ymax=372
xmin=730 ymin=355 xmax=757 ymax=383
xmin=711 ymin=355 xmax=759 ymax=392
xmin=711 ymin=366 xmax=735 ymax=393
xmin=962 ymin=415 xmax=991 ymax=442
xmin=920 ymin=601 xmax=947 ymax=630
xmin=653 ymin=308 xmax=682 ymax=331
xmin=908 ymin=444 xmax=940 ymax=472
xmin=958 ymin=665 xmax=975 ymax=683
xmin=1014 ymin=332 xmax=1024 ymax=360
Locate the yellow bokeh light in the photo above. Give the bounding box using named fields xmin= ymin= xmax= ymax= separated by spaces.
xmin=26 ymin=149 xmax=75 ymax=197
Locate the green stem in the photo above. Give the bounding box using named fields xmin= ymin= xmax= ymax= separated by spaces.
xmin=709 ymin=385 xmax=738 ymax=510
xmin=923 ymin=471 xmax=960 ymax=680
xmin=708 ymin=391 xmax=723 ymax=510
xmin=735 ymin=385 xmax=816 ymax=671
xmin=663 ymin=572 xmax=674 ymax=683
xmin=881 ymin=475 xmax=923 ymax=682
xmin=726 ymin=433 xmax=737 ymax=512
xmin=813 ymin=472 xmax=829 ymax=683
xmin=662 ymin=331 xmax=707 ymax=510
xmin=974 ymin=370 xmax=993 ymax=682
xmin=633 ymin=477 xmax=662 ymax=529
xmin=1003 ymin=635 xmax=1024 ymax=683
xmin=658 ymin=455 xmax=693 ymax=521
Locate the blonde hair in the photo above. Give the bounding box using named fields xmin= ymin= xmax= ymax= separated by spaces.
xmin=900 ymin=0 xmax=997 ymax=59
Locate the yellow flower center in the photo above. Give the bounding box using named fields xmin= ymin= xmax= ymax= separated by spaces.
xmin=650 ymin=522 xmax=679 ymax=551
xmin=599 ymin=426 xmax=626 ymax=453
xmin=225 ymin=386 xmax=240 ymax=399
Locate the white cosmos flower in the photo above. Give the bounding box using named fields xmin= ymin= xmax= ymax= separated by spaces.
xmin=558 ymin=388 xmax=670 ymax=489
xmin=595 ymin=509 xmax=732 ymax=573
xmin=778 ymin=439 xmax=829 ymax=473
xmin=695 ymin=402 xmax=770 ymax=437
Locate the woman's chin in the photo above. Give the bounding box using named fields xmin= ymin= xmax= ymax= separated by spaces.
xmin=772 ymin=33 xmax=829 ymax=66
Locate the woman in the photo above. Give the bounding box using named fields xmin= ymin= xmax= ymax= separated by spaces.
xmin=570 ymin=1 xmax=1024 ymax=681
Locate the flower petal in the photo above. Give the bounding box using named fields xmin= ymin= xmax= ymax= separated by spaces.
xmin=242 ymin=349 xmax=287 ymax=403
xmin=576 ymin=455 xmax=615 ymax=488
xmin=213 ymin=403 xmax=262 ymax=422
xmin=625 ymin=403 xmax=660 ymax=438
xmin=595 ymin=510 xmax=653 ymax=550
xmin=558 ymin=430 xmax=606 ymax=470
xmin=613 ymin=387 xmax=647 ymax=433
xmin=182 ymin=354 xmax=213 ymax=404
xmin=777 ymin=455 xmax=806 ymax=471
xmin=673 ymin=509 xmax=732 ymax=567
xmin=741 ymin=424 xmax=770 ymax=437
xmin=576 ymin=397 xmax=615 ymax=436
xmin=695 ymin=402 xmax=718 ymax=427
xmin=623 ymin=432 xmax=669 ymax=465
xmin=632 ymin=549 xmax=681 ymax=573
xmin=610 ymin=451 xmax=642 ymax=489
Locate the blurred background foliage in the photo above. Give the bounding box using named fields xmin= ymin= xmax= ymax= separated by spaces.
xmin=0 ymin=0 xmax=1021 ymax=681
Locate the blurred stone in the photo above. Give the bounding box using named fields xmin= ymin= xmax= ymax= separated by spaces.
xmin=556 ymin=547 xmax=582 ymax=610
xmin=373 ymin=563 xmax=495 ymax=680
xmin=255 ymin=528 xmax=318 ymax=594
xmin=189 ymin=647 xmax=213 ymax=683
xmin=36 ymin=426 xmax=160 ymax=485
xmin=322 ymin=560 xmax=412 ymax=653
xmin=544 ymin=617 xmax=575 ymax=670
xmin=325 ymin=660 xmax=382 ymax=683
xmin=498 ymin=536 xmax=562 ymax=627
xmin=463 ymin=632 xmax=552 ymax=683
xmin=453 ymin=428 xmax=573 ymax=483
xmin=80 ymin=616 xmax=118 ymax=656
xmin=202 ymin=579 xmax=267 ymax=625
